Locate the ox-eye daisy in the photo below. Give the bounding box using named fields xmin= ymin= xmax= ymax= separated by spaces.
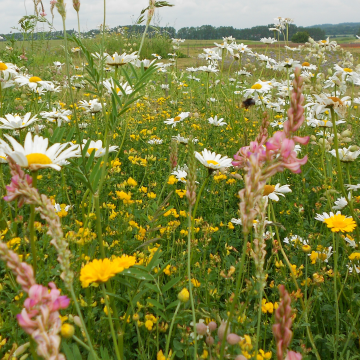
xmin=82 ymin=139 xmax=118 ymax=158
xmin=0 ymin=133 xmax=80 ymax=171
xmin=0 ymin=113 xmax=39 ymax=130
xmin=195 ymin=149 xmax=232 ymax=170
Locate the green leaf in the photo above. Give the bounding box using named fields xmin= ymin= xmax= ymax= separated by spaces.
xmin=147 ymin=298 xmax=164 ymax=310
xmin=144 ymin=282 xmax=161 ymax=294
xmin=122 ymin=267 xmax=154 ymax=281
xmin=162 ymin=276 xmax=182 ymax=293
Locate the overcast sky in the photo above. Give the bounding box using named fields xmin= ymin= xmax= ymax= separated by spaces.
xmin=1 ymin=0 xmax=359 ymax=34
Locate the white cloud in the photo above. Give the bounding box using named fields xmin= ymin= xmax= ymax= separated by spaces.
xmin=0 ymin=0 xmax=359 ymax=34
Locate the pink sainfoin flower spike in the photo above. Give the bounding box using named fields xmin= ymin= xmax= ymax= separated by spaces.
xmin=3 ymin=161 xmax=33 ymax=206
xmin=272 ymin=285 xmax=293 ymax=360
xmin=285 ymin=351 xmax=302 ymax=360
xmin=17 ymin=282 xmax=69 ymax=360
xmin=233 ymin=69 xmax=309 ymax=176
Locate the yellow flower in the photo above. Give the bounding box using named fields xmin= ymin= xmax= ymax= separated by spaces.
xmin=261 ymin=299 xmax=274 ymax=314
xmin=178 ymin=288 xmax=190 ymax=302
xmin=61 ymin=323 xmax=75 ymax=339
xmin=348 ymin=252 xmax=360 ymax=261
xmin=167 ymin=175 xmax=178 ymax=185
xmin=323 ymin=214 xmax=357 ymax=233
xmin=127 ymin=177 xmax=137 ymax=186
xmin=145 ymin=319 xmax=154 ymax=330
xmin=80 ymin=258 xmax=133 ymax=288
xmin=191 ymin=278 xmax=201 ymax=287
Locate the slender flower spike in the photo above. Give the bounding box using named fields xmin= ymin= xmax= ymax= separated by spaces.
xmin=195 ymin=149 xmax=232 ymax=170
xmin=0 ymin=133 xmax=81 ymax=171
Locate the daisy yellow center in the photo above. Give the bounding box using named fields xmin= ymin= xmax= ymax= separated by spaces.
xmin=26 ymin=153 xmax=52 ymax=165
xmin=343 ymin=68 xmax=352 ymax=73
xmin=263 ymin=185 xmax=275 ymax=196
xmin=29 ymin=76 xmax=42 ymax=83
xmin=0 ymin=63 xmax=8 ymax=71
xmin=324 ymin=214 xmax=357 ymax=233
xmin=207 ymin=160 xmax=219 ymax=166
xmin=321 ymin=40 xmax=327 ymax=43
xmin=174 ymin=116 xmax=181 ymax=122
xmin=87 ymin=148 xmax=98 ymax=154
xmin=302 ymin=62 xmax=310 ymax=67
xmin=328 ymin=96 xmax=343 ymax=105
xmin=0 ymin=156 xmax=6 ymax=160
xmin=251 ymin=84 xmax=262 ymax=90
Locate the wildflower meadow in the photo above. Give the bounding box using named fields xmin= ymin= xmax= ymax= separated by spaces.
xmin=1 ymin=1 xmax=360 ymax=360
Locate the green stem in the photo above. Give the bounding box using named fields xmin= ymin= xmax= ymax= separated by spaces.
xmin=101 ymin=283 xmax=122 ymax=360
xmin=70 ymin=286 xmax=98 ymax=359
xmin=165 ymin=301 xmax=181 ymax=357
xmin=187 ymin=205 xmax=198 ymax=358
xmin=219 ymin=233 xmax=249 ymax=360
xmin=333 ymin=232 xmax=339 ymax=360
xmin=192 ymin=174 xmax=210 ymax=220
xmin=94 ymin=194 xmax=106 ymax=258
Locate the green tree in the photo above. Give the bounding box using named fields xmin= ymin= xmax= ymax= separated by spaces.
xmin=292 ymin=31 xmax=309 ymax=43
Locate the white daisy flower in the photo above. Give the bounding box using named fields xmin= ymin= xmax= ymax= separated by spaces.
xmin=263 ymin=184 xmax=291 ymax=202
xmin=78 ymin=99 xmax=104 ymax=114
xmin=172 ymin=134 xmax=198 ymax=144
xmin=15 ymin=75 xmax=50 ymax=90
xmin=105 ymin=51 xmax=138 ymax=66
xmin=0 ymin=133 xmax=80 ymax=171
xmin=103 ymin=79 xmax=133 ymax=96
xmin=40 ymin=108 xmax=72 ymax=127
xmin=0 ymin=113 xmax=39 ymax=130
xmin=344 ymin=235 xmax=357 ymax=248
xmin=208 ymin=116 xmax=227 ymax=127
xmin=0 ymin=147 xmax=7 ymax=163
xmin=195 ymin=149 xmax=232 ymax=170
xmin=315 ymin=211 xmax=341 ymax=222
xmin=164 ymin=112 xmax=190 ymax=127
xmin=82 ymin=139 xmax=118 ymax=158
xmin=172 ymin=165 xmax=188 ymax=183
xmin=345 ymin=184 xmax=360 ymax=191
xmin=329 ymin=147 xmax=360 ymax=162
xmin=284 ymin=235 xmax=308 ymax=246
xmin=332 ymin=194 xmax=350 ymax=210
xmin=147 ymin=139 xmax=163 ymax=145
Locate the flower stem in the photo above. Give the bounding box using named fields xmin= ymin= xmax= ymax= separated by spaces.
xmin=187 ymin=204 xmax=198 ymax=358
xmin=219 ymin=233 xmax=248 ymax=360
xmin=94 ymin=193 xmax=106 ymax=259
xmin=333 ymin=232 xmax=339 ymax=360
xmin=101 ymin=283 xmax=122 ymax=360
xmin=165 ymin=301 xmax=181 ymax=358
xmin=192 ymin=174 xmax=210 ymax=220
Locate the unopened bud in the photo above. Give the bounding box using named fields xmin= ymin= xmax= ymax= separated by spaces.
xmin=196 ymin=322 xmax=208 ymax=336
xmin=206 ymin=336 xmax=214 ymax=346
xmin=341 ymin=130 xmax=352 ymax=138
xmin=61 ymin=323 xmax=75 ymax=339
xmin=13 ymin=343 xmax=30 ymax=357
xmin=349 ymin=145 xmax=360 ymax=152
xmin=73 ymin=315 xmax=82 ymax=328
xmin=226 ymin=333 xmax=241 ymax=345
xmin=327 ymin=68 xmax=333 ymax=76
xmin=217 ymin=320 xmax=229 ymax=341
xmin=20 ymin=355 xmax=29 ymax=360
xmin=208 ymin=321 xmax=217 ymax=332
xmin=235 ymin=356 xmax=247 ymax=360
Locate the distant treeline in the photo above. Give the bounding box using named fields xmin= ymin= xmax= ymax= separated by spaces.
xmin=176 ymin=24 xmax=326 ymax=41
xmin=308 ymin=22 xmax=360 ymax=36
xmin=1 ymin=22 xmax=359 ymax=42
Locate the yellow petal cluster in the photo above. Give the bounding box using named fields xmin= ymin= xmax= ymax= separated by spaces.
xmin=80 ymin=256 xmax=136 ymax=287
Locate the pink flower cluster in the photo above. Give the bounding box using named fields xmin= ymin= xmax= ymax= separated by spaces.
xmin=233 ymin=67 xmax=309 ymax=176
xmin=3 ymin=161 xmax=33 ymax=206
xmin=17 ymin=283 xmax=69 ymax=360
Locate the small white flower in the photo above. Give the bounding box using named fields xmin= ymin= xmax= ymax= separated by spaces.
xmin=195 ymin=149 xmax=232 ymax=170
xmin=263 ymin=184 xmax=291 ymax=202
xmin=208 ymin=115 xmax=227 ymax=127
